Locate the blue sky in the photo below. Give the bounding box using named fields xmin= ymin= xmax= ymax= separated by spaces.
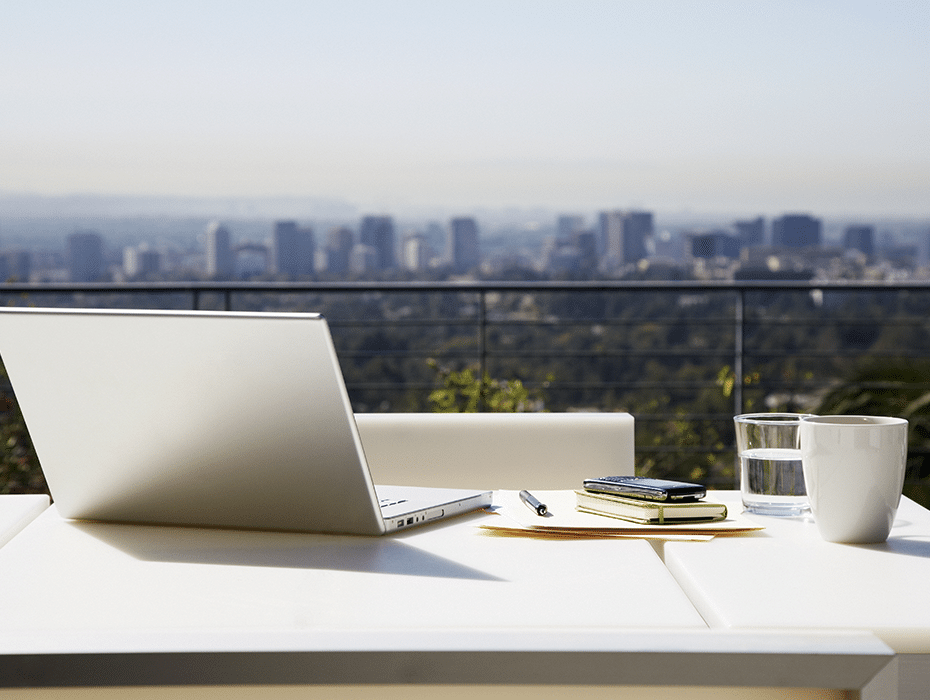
xmin=2 ymin=1 xmax=928 ymax=215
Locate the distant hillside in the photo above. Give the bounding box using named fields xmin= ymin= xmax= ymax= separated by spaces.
xmin=0 ymin=192 xmax=358 ymax=220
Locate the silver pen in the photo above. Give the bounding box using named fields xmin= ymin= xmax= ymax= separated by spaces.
xmin=519 ymin=489 xmax=548 ymax=516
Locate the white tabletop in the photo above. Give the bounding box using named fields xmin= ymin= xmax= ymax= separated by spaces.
xmin=0 ymin=498 xmax=901 ymax=695
xmin=664 ymin=492 xmax=930 ymax=653
xmin=0 ymin=493 xmax=49 ymax=549
xmin=0 ymin=502 xmax=710 ymax=636
xmin=1 ymin=500 xmax=773 ymax=687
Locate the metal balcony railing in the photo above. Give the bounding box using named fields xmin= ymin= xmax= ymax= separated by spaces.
xmin=3 ymin=279 xmax=930 ymax=493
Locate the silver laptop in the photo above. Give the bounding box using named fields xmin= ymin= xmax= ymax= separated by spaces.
xmin=0 ymin=307 xmax=491 ymax=535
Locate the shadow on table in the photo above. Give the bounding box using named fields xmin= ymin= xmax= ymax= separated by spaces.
xmin=856 ymin=533 xmax=930 ymax=559
xmin=68 ymin=519 xmax=506 ymax=581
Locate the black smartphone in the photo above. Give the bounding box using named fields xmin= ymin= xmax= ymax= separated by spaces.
xmin=583 ymin=476 xmax=706 ymax=502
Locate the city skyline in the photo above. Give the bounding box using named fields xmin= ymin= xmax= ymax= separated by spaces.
xmin=2 ymin=1 xmax=928 ymax=217
xmin=5 ymin=206 xmax=928 ymax=286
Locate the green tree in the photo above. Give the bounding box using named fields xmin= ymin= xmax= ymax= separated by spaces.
xmin=0 ymin=362 xmax=46 ymax=494
xmin=811 ymin=359 xmax=930 ymax=507
xmin=427 ymin=359 xmax=549 ymax=413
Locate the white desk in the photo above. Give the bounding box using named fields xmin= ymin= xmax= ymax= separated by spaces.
xmin=665 ymin=491 xmax=930 ymax=699
xmin=0 ymin=497 xmax=905 ymax=698
xmin=0 ymin=493 xmax=48 ymax=549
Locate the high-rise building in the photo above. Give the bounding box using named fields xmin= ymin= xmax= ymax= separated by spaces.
xmin=273 ymin=220 xmax=315 ymax=278
xmin=67 ymin=231 xmax=104 ymax=282
xmin=0 ymin=251 xmax=31 ymax=282
xmin=623 ymin=211 xmax=652 ymax=263
xmin=205 ymin=221 xmax=234 ymax=278
xmin=235 ymin=243 xmax=270 ymax=278
xmin=599 ymin=210 xmax=653 ymax=267
xmin=542 ymin=227 xmax=599 ymax=274
xmin=324 ymin=227 xmax=355 ymax=275
xmin=734 ymin=217 xmax=765 ymax=248
xmin=772 ymin=214 xmax=821 ymax=248
xmin=359 ymin=216 xmax=395 ymax=271
xmin=544 ymin=235 xmax=582 ymax=273
xmin=403 ymin=231 xmax=432 ymax=271
xmin=448 ymin=217 xmax=480 ymax=272
xmin=350 ymin=243 xmax=379 ymax=275
xmin=690 ymin=231 xmax=740 ymax=259
xmin=573 ymin=230 xmax=598 ymax=272
xmin=598 ymin=211 xmax=623 ymax=261
xmin=843 ymin=225 xmax=875 ymax=258
xmin=123 ymin=245 xmax=161 ymax=279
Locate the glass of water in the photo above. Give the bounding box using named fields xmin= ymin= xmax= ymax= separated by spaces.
xmin=734 ymin=413 xmax=814 ymax=516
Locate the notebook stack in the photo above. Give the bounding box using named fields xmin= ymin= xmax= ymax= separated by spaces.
xmin=575 ymin=489 xmax=727 ymax=525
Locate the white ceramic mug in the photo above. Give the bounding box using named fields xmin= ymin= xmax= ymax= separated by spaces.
xmin=800 ymin=415 xmax=908 ymax=544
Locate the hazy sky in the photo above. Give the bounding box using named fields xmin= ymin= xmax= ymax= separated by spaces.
xmin=2 ymin=1 xmax=928 ymax=216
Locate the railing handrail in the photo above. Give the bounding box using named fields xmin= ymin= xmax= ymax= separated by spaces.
xmin=3 ymin=279 xmax=930 ymax=294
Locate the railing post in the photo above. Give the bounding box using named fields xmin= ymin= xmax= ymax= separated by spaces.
xmin=734 ymin=287 xmax=745 ymax=416
xmin=732 ymin=288 xmax=746 ymax=489
xmin=478 ymin=290 xmax=487 ymax=412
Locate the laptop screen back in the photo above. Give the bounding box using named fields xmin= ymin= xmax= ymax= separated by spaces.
xmin=0 ymin=308 xmax=387 ymax=535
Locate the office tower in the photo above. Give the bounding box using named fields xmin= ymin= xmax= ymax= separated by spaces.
xmin=123 ymin=246 xmax=161 ymax=279
xmin=623 ymin=211 xmax=652 ymax=263
xmin=359 ymin=216 xmax=395 ymax=271
xmin=67 ymin=231 xmax=104 ymax=282
xmin=598 ymin=211 xmax=623 ymax=261
xmin=690 ymin=231 xmax=740 ymax=259
xmin=843 ymin=225 xmax=875 ymax=258
xmin=235 ymin=243 xmax=270 ymax=278
xmin=273 ymin=220 xmax=315 ymax=278
xmin=403 ymin=231 xmax=431 ymax=271
xmin=598 ymin=210 xmax=653 ymax=267
xmin=544 ymin=235 xmax=582 ymax=273
xmin=734 ymin=217 xmax=765 ymax=248
xmin=448 ymin=217 xmax=480 ymax=272
xmin=772 ymin=214 xmax=821 ymax=248
xmin=573 ymin=230 xmax=598 ymax=272
xmin=0 ymin=251 xmax=31 ymax=282
xmin=424 ymin=221 xmax=445 ymax=252
xmin=205 ymin=221 xmax=235 ymax=278
xmin=350 ymin=243 xmax=379 ymax=275
xmin=543 ymin=228 xmax=598 ymax=274
xmin=325 ymin=227 xmax=355 ymax=275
